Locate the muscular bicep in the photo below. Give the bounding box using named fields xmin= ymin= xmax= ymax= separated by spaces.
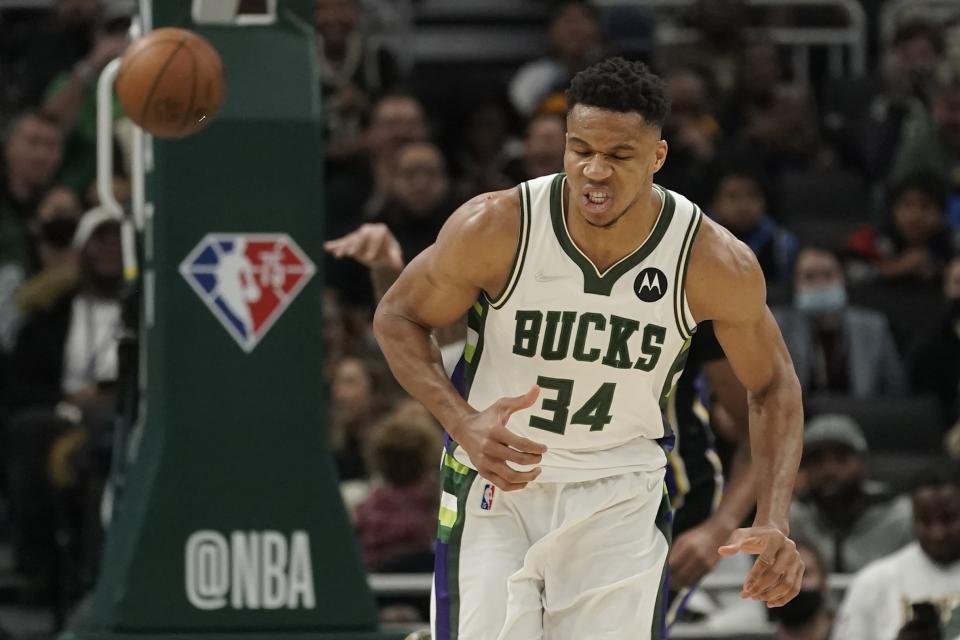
xmin=381 ymin=244 xmax=482 ymax=329
xmin=714 ymin=307 xmax=795 ymax=396
xmin=688 ymin=219 xmax=798 ymax=397
xmin=377 ymin=190 xmax=519 ymax=330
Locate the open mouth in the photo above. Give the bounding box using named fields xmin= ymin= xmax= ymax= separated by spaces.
xmin=581 ymin=189 xmax=613 ymax=215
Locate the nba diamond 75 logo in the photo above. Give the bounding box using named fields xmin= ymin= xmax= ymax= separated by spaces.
xmin=180 ymin=234 xmax=316 ymax=352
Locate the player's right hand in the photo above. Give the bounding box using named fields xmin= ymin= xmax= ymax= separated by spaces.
xmin=454 ymin=385 xmax=546 ymax=492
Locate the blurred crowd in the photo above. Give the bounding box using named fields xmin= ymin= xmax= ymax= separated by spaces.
xmin=0 ymin=0 xmax=959 ymax=638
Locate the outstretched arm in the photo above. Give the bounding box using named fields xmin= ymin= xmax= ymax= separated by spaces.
xmin=687 ymin=220 xmax=804 ymax=608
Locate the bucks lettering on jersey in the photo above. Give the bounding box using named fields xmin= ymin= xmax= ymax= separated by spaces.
xmin=454 ymin=173 xmax=703 ymax=482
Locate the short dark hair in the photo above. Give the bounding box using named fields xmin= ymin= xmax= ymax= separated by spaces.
xmin=566 ymin=56 xmax=670 ymax=127
xmin=553 ymin=0 xmax=600 ymax=24
xmin=890 ymin=172 xmax=947 ymax=210
xmin=911 ymin=459 xmax=960 ymax=494
xmin=892 ymin=19 xmax=944 ymax=55
xmin=3 ymin=109 xmax=61 ymax=143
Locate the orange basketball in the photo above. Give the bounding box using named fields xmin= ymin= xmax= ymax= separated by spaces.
xmin=116 ymin=27 xmax=225 ymax=139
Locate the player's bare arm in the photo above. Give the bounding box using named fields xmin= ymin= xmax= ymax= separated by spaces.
xmin=373 ymin=190 xmax=547 ymax=491
xmin=685 ymin=217 xmax=804 ymax=608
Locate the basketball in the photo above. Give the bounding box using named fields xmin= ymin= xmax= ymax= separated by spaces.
xmin=116 ymin=27 xmax=225 ymax=139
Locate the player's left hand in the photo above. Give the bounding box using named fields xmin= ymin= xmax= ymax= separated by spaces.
xmin=717 ymin=525 xmax=804 ymax=608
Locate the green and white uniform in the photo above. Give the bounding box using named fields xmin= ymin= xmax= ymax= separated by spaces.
xmin=434 ymin=173 xmax=704 ymax=640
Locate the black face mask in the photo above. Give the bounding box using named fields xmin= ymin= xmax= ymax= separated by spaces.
xmin=770 ymin=589 xmax=824 ymax=628
xmin=41 ymin=216 xmax=78 ymax=248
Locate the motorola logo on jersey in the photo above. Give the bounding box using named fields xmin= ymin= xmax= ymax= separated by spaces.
xmin=634 ymin=268 xmax=667 ymax=302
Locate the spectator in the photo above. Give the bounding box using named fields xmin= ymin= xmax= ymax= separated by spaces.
xmin=355 ymin=401 xmax=442 ymax=571
xmin=707 ymin=163 xmax=798 ymax=286
xmin=40 ymin=8 xmax=128 ymax=193
xmin=892 ymin=59 xmax=960 ymax=229
xmin=910 ymin=256 xmax=960 ymax=429
xmin=656 ymin=67 xmax=721 ymax=204
xmin=774 ymin=247 xmax=907 ymax=397
xmin=823 ymin=20 xmax=944 ymax=181
xmin=674 ymin=0 xmax=750 ymax=95
xmin=16 ymin=0 xmax=110 ymax=108
xmin=451 ymin=100 xmax=518 ymax=200
xmin=727 ymin=84 xmax=832 ymax=180
xmin=831 ymin=462 xmax=960 ymax=639
xmin=771 ymin=539 xmax=834 ymax=640
xmin=717 ymin=38 xmax=783 ymax=137
xmin=325 ymin=93 xmax=428 ymax=306
xmin=327 ymin=93 xmax=428 ymax=233
xmin=790 ymin=414 xmax=913 ymax=574
xmin=0 ymin=185 xmax=82 ymax=350
xmin=375 ymin=141 xmax=453 ymax=263
xmin=508 ymin=1 xmax=602 ymax=118
xmin=316 ymin=0 xmax=402 ymax=164
xmin=846 ymin=172 xmax=953 ymax=285
xmin=4 ymin=207 xmax=121 ymax=599
xmin=6 ymin=207 xmax=121 ymax=414
xmin=512 ymin=112 xmax=566 ymax=182
xmin=0 ymin=111 xmax=64 ymax=269
xmin=330 ymin=352 xmax=398 ymax=481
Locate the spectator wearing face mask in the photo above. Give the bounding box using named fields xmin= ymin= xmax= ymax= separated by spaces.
xmin=773 ymin=247 xmax=907 ymax=397
xmin=832 ymin=461 xmax=960 ymax=640
xmin=0 ymin=186 xmax=82 ymax=351
xmin=4 ymin=207 xmax=123 ymax=600
xmin=790 ymin=415 xmax=913 ymax=574
xmin=771 ymin=539 xmax=834 ymax=640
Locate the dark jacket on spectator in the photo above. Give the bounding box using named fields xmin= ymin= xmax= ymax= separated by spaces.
xmin=7 ymin=289 xmax=74 ymax=413
xmin=773 ymin=306 xmax=908 ymax=397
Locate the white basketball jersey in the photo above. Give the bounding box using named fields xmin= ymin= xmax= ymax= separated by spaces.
xmin=453 ymin=173 xmax=704 ymax=482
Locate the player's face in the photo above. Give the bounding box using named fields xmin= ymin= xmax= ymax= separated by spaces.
xmin=564 ymin=105 xmax=667 ymax=228
xmin=913 ymin=485 xmax=960 ymax=565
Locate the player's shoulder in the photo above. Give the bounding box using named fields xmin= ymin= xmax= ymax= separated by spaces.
xmin=684 ymin=206 xmax=766 ymax=323
xmin=438 ymin=186 xmax=521 ymax=250
xmin=429 ymin=186 xmax=524 ymax=294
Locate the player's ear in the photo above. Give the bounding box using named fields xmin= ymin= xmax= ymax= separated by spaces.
xmin=653 ymin=139 xmax=668 ymax=173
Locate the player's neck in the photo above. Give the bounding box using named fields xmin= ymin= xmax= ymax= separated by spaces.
xmin=563 ymin=185 xmax=662 ymax=273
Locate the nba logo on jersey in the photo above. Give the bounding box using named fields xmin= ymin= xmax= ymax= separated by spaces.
xmin=180 ymin=233 xmax=316 ymax=352
xmin=480 ymin=483 xmax=496 ymax=511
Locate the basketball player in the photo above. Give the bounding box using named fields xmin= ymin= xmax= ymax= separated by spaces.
xmin=374 ymin=57 xmax=803 ymax=639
